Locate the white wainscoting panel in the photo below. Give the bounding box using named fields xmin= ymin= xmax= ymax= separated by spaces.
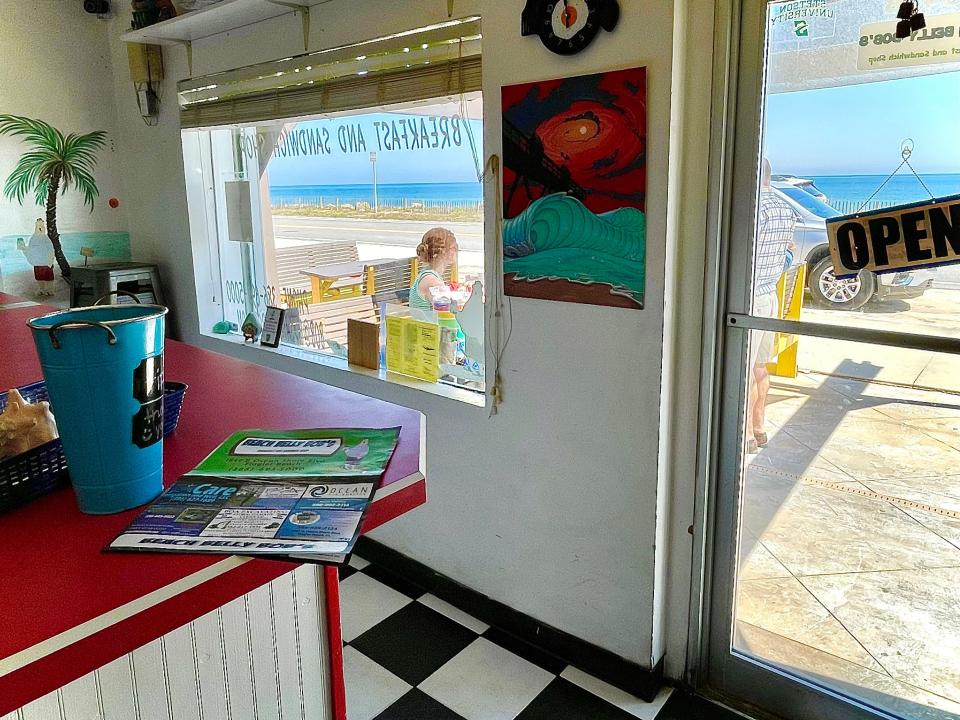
xmin=9 ymin=566 xmax=331 ymax=720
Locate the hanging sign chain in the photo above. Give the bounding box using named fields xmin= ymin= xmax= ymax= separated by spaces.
xmin=855 ymin=138 xmax=936 ymax=213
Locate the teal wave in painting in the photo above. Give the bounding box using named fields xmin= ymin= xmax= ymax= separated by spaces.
xmin=502 ymin=194 xmax=645 ymax=303
xmin=503 ymin=193 xmax=646 ymax=261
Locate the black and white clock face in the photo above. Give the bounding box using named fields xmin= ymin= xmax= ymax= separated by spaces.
xmin=551 ymin=0 xmax=591 ymax=39
xmin=521 ymin=0 xmax=619 ymax=55
xmin=542 ymin=0 xmax=601 ymax=55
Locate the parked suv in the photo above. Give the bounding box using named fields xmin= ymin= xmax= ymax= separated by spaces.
xmin=771 ymin=174 xmax=829 ymax=203
xmin=772 ymin=182 xmax=935 ymax=311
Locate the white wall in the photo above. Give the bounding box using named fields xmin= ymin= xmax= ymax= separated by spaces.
xmin=102 ymin=0 xmax=713 ymax=673
xmin=0 ymin=1 xmax=127 ymax=236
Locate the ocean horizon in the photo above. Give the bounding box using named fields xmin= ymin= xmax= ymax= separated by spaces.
xmin=797 ymin=172 xmax=960 ymax=207
xmin=810 ymin=172 xmax=960 ymax=177
xmin=270 ymin=175 xmax=960 ymax=210
xmin=807 ymin=173 xmax=960 ymax=207
xmin=271 ymin=181 xmax=483 ymax=206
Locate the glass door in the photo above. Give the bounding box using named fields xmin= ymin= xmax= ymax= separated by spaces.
xmin=706 ymin=1 xmax=960 ymax=719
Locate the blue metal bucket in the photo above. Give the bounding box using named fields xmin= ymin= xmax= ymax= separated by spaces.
xmin=27 ymin=304 xmax=168 ymax=514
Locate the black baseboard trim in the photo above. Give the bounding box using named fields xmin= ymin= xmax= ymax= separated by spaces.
xmin=658 ymin=689 xmax=756 ymax=720
xmin=353 ymin=536 xmax=664 ymax=702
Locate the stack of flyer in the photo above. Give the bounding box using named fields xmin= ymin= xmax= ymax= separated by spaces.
xmin=110 ymin=428 xmax=401 ymax=564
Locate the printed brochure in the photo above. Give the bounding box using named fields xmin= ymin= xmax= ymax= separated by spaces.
xmin=109 ymin=428 xmax=401 ymax=564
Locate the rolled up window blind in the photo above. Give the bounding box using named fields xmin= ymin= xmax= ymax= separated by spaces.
xmin=179 ymin=17 xmax=481 ymax=129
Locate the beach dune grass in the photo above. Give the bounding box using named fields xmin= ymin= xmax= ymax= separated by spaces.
xmin=271 ymin=203 xmax=482 ymax=222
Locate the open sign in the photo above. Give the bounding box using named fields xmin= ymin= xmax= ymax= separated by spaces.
xmin=827 ymin=194 xmax=960 ymax=277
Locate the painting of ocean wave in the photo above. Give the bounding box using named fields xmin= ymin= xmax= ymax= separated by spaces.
xmin=501 ymin=66 xmax=647 ymax=309
xmin=503 ymin=194 xmax=645 ymax=306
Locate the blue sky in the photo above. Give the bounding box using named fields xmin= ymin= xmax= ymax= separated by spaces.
xmin=268 ymin=111 xmax=483 ymax=186
xmin=764 ymin=71 xmax=960 ymax=176
xmin=266 ymin=72 xmax=960 ymax=185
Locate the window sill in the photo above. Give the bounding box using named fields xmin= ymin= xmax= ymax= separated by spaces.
xmin=198 ymin=331 xmax=487 ymax=408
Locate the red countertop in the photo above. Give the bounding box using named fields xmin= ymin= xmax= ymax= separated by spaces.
xmin=0 ymin=297 xmax=425 ymax=713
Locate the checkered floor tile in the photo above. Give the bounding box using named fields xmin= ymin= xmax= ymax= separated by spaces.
xmin=340 ymin=555 xmax=676 ymax=720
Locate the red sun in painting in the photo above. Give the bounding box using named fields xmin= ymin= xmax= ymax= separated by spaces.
xmin=502 ymin=66 xmax=647 ymax=218
xmin=537 ymin=103 xmax=645 ymax=196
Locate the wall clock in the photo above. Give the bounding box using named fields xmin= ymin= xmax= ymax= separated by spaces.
xmin=521 ymin=0 xmax=620 ymax=55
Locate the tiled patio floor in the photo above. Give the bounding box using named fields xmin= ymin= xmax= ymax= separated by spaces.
xmin=736 ymin=368 xmax=960 ymax=720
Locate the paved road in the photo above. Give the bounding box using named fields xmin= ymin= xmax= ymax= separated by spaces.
xmin=933 ymin=264 xmax=960 ymax=289
xmin=272 ymin=216 xmax=484 ymax=252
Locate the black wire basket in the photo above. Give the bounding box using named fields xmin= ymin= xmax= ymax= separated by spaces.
xmin=162 ymin=381 xmax=188 ymax=437
xmin=0 ymin=382 xmax=68 ymax=514
xmin=0 ymin=380 xmax=187 ymax=514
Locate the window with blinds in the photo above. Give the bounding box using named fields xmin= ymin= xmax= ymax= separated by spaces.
xmin=178 ymin=17 xmax=486 ymax=400
xmin=178 ymin=17 xmax=481 ymax=129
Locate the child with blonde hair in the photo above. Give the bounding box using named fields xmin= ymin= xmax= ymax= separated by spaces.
xmin=409 ymin=227 xmax=458 ymax=311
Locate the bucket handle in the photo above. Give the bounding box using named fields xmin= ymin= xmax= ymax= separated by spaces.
xmin=48 ymin=320 xmax=118 ymax=350
xmin=94 ymin=290 xmax=142 ymax=305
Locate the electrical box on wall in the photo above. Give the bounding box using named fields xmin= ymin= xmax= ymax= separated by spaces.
xmin=136 ymin=88 xmax=159 ymax=116
xmin=127 ymin=44 xmax=163 ymax=84
xmin=127 ymin=44 xmax=163 ymax=121
xmin=224 ymin=181 xmax=254 ymax=243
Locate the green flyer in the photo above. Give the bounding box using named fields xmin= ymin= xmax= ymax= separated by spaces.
xmin=112 ymin=428 xmax=403 ymax=563
xmin=188 ymin=427 xmax=402 ymax=479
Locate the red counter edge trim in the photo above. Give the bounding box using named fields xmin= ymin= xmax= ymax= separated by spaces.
xmin=0 ymin=559 xmax=293 ymax=716
xmin=362 ymin=478 xmax=426 ymax=534
xmin=324 ymin=566 xmax=346 ymax=720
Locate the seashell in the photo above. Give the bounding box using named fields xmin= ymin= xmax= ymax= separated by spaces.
xmin=0 ymin=389 xmax=59 ymax=460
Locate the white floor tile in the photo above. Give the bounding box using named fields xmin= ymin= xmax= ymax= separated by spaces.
xmin=419 ymin=637 xmax=554 ymax=720
xmin=349 ymin=555 xmax=371 ymax=570
xmin=339 ymin=572 xmax=413 ymax=642
xmin=560 ymin=666 xmax=673 ymax=719
xmin=417 ymin=593 xmax=490 ymax=635
xmin=343 ymin=646 xmax=411 ymax=720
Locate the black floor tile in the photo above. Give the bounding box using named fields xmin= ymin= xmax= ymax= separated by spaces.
xmin=354 ymin=537 xmax=664 ymax=701
xmin=351 ymin=601 xmax=479 ymax=685
xmin=360 ymin=562 xmax=427 ymax=599
xmin=482 ymin=626 xmax=567 ymax=675
xmin=657 ymin=690 xmax=745 ymax=720
xmin=373 ymin=688 xmax=465 ymax=720
xmin=338 ymin=564 xmax=357 ymax=581
xmin=514 ymin=677 xmax=637 ymax=720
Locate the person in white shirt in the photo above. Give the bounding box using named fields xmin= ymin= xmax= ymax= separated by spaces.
xmin=748 ymin=160 xmax=795 ymax=453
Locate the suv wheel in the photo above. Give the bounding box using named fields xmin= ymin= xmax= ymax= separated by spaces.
xmin=808 ymin=256 xmax=875 ymax=310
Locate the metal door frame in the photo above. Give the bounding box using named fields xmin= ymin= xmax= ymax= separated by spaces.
xmin=694 ymin=1 xmax=960 ymax=718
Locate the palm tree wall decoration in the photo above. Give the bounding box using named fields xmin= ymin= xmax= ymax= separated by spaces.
xmin=0 ymin=115 xmax=107 ymax=279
